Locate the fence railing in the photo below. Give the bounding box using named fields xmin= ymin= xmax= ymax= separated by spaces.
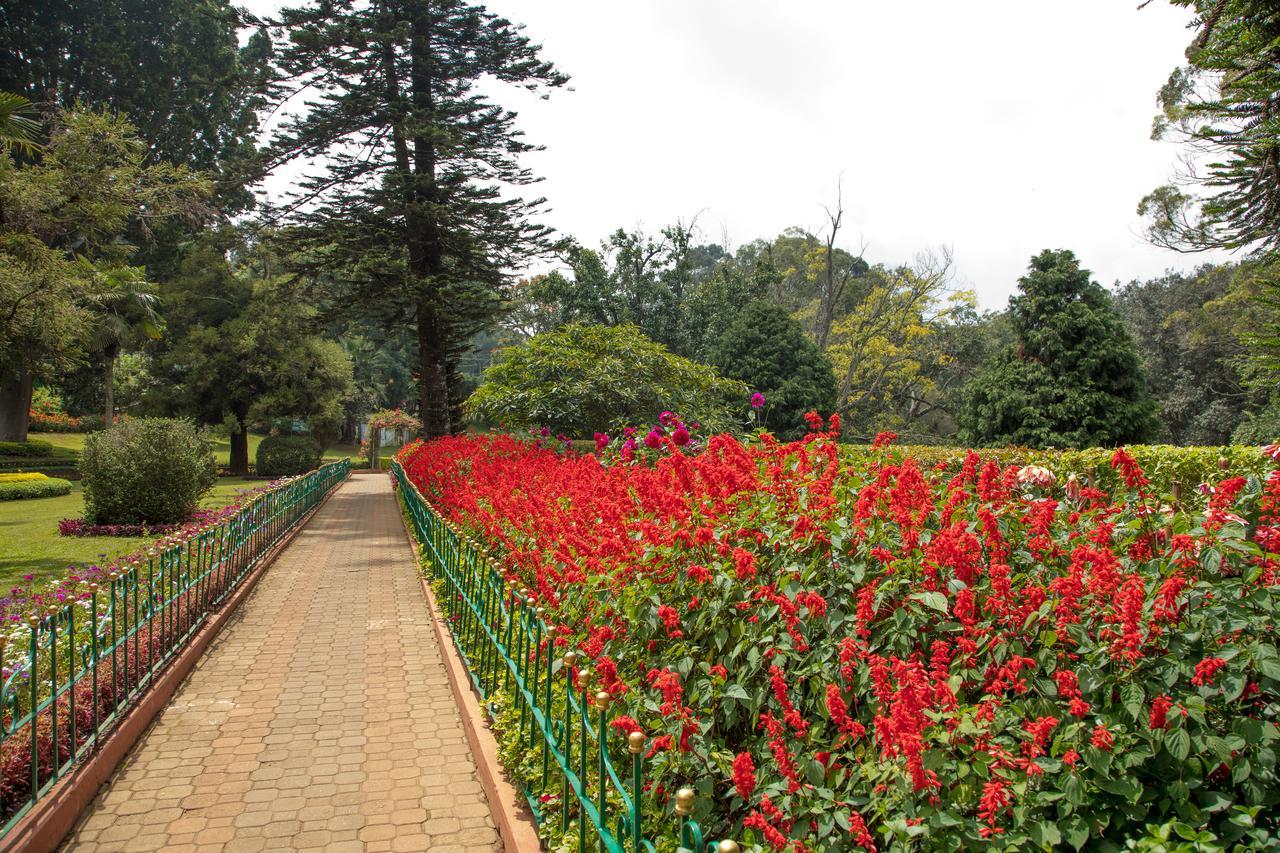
xmin=0 ymin=458 xmax=350 ymax=835
xmin=393 ymin=461 xmax=738 ymax=853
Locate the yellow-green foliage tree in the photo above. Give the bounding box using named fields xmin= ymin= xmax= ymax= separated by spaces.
xmin=824 ymin=252 xmax=971 ymax=438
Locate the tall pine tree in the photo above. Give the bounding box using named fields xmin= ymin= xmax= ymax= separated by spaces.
xmin=961 ymin=250 xmax=1156 ymax=448
xmin=266 ymin=0 xmax=567 ymax=437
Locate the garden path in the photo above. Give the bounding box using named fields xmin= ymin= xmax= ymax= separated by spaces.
xmin=63 ymin=473 xmax=500 ymax=853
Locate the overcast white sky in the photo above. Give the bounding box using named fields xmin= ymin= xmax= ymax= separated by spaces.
xmin=245 ymin=0 xmax=1224 ymax=309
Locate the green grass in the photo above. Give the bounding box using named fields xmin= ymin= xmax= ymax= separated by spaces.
xmin=0 ymin=478 xmax=260 ymax=591
xmin=34 ymin=432 xmax=358 ymax=467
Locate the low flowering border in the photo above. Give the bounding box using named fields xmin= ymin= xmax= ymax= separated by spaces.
xmin=0 ymin=459 xmax=350 ymax=835
xmin=397 ymin=427 xmax=1280 ymax=851
xmin=394 ymin=462 xmax=741 ymax=853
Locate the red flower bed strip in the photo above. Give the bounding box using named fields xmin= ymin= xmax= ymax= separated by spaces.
xmin=398 ymin=429 xmax=1280 ymax=850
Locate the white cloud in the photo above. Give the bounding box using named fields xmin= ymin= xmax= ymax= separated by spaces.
xmin=245 ymin=0 xmax=1230 ymax=308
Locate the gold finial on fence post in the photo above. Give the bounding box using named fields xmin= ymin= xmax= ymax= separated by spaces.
xmin=627 ymin=731 xmax=645 ymax=754
xmin=717 ymin=841 xmax=741 ymax=853
xmin=674 ymin=787 xmax=695 ymax=817
xmin=563 ymin=650 xmax=578 ymax=668
xmin=594 ymin=690 xmax=610 ymax=710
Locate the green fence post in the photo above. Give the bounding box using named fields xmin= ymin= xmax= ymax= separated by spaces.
xmin=628 ymin=732 xmax=645 ymax=853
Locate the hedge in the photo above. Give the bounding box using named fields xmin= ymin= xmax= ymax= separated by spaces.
xmin=0 ymin=440 xmax=55 ymax=458
xmin=0 ymin=476 xmax=72 ymax=501
xmin=842 ymin=444 xmax=1270 ymax=498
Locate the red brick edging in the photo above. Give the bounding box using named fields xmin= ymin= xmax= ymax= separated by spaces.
xmin=395 ymin=496 xmax=543 ymax=852
xmin=1 ymin=476 xmax=348 ymax=853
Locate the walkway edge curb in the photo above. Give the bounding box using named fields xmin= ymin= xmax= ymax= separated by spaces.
xmin=396 ymin=489 xmax=542 ymax=853
xmin=2 ymin=474 xmax=348 ymax=853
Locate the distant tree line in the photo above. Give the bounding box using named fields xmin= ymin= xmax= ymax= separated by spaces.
xmin=2 ymin=0 xmax=1279 ymax=456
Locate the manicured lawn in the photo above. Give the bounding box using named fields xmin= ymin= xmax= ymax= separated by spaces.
xmin=34 ymin=432 xmax=358 ymax=466
xmin=0 ymin=478 xmax=260 ymax=590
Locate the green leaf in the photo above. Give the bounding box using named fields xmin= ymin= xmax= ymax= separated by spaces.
xmin=910 ymin=591 xmax=948 ymax=613
xmin=1062 ymin=816 xmax=1089 ymax=850
xmin=1063 ymin=772 xmax=1085 ymax=805
xmin=1029 ymin=821 xmax=1061 ymax=848
xmin=1122 ymin=683 xmax=1145 ymax=721
xmin=1167 ymin=728 xmax=1191 ymax=761
xmin=1257 ymin=657 xmax=1280 ymax=682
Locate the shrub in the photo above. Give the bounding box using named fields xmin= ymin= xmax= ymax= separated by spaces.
xmin=466 ymin=323 xmax=747 ymax=435
xmin=256 ymin=434 xmax=322 ymax=478
xmin=0 ymin=440 xmax=54 ymax=457
xmin=0 ymin=476 xmax=72 ymax=501
xmin=81 ymin=418 xmax=216 ymax=525
xmin=401 ymin=433 xmax=1280 ymax=850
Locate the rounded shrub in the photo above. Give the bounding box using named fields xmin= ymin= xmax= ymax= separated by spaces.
xmin=0 ymin=474 xmax=72 ymax=501
xmin=81 ymin=418 xmax=217 ymax=525
xmin=256 ymin=435 xmax=322 ymax=478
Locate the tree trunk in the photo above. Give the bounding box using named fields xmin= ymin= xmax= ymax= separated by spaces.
xmin=103 ymin=347 xmax=117 ymax=429
xmin=417 ymin=299 xmax=451 ymax=438
xmin=228 ymin=427 xmax=250 ymax=475
xmin=0 ymin=371 xmax=33 ymax=442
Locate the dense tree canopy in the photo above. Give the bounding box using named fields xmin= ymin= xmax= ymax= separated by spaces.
xmin=706 ymin=301 xmax=837 ymax=441
xmin=467 ymin=323 xmax=746 ymax=436
xmin=0 ymin=107 xmax=208 ymax=441
xmin=961 ymin=250 xmax=1156 ymax=448
xmin=0 ymin=0 xmax=267 ymax=206
xmin=149 ymin=233 xmax=353 ymax=472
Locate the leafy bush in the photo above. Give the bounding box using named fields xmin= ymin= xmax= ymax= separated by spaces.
xmin=401 ymin=433 xmax=1280 ymax=850
xmin=81 ymin=418 xmax=216 ymax=524
xmin=0 ymin=476 xmax=72 ymax=501
xmin=27 ymin=410 xmax=84 ymax=432
xmin=466 ymin=323 xmax=748 ymax=435
xmin=0 ymin=440 xmax=54 ymax=457
xmin=256 ymin=434 xmax=322 ymax=478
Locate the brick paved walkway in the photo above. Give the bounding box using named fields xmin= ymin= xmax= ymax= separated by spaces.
xmin=64 ymin=473 xmax=500 ymax=853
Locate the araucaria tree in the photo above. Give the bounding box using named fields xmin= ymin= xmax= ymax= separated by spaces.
xmin=961 ymin=250 xmax=1156 ymax=448
xmin=267 ymin=0 xmax=567 ymax=438
xmin=1141 ymin=0 xmax=1280 ymax=253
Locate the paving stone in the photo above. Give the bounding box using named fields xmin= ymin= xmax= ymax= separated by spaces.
xmin=63 ymin=475 xmax=500 ymax=852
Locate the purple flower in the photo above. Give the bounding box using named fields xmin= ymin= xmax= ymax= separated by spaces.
xmin=659 ymin=411 xmax=676 ymax=427
xmin=672 ymin=427 xmax=690 ymax=447
xmin=540 ymin=426 xmax=551 ymax=438
xmin=594 ymin=432 xmax=611 ymax=452
xmin=751 ymin=392 xmax=766 ymax=409
xmin=643 ymin=429 xmax=663 ymax=449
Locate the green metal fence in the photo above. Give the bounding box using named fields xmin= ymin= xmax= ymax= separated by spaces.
xmin=0 ymin=458 xmax=350 ymax=835
xmin=394 ymin=461 xmax=739 ymax=853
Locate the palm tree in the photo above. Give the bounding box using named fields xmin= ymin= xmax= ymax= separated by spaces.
xmin=81 ymin=261 xmax=163 ymax=426
xmin=0 ymin=92 xmax=41 ymax=156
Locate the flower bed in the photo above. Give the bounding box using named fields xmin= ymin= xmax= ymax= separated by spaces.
xmin=56 ymin=506 xmax=233 ymax=538
xmin=0 ymin=474 xmax=72 ymax=501
xmin=398 ymin=425 xmax=1280 ymax=850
